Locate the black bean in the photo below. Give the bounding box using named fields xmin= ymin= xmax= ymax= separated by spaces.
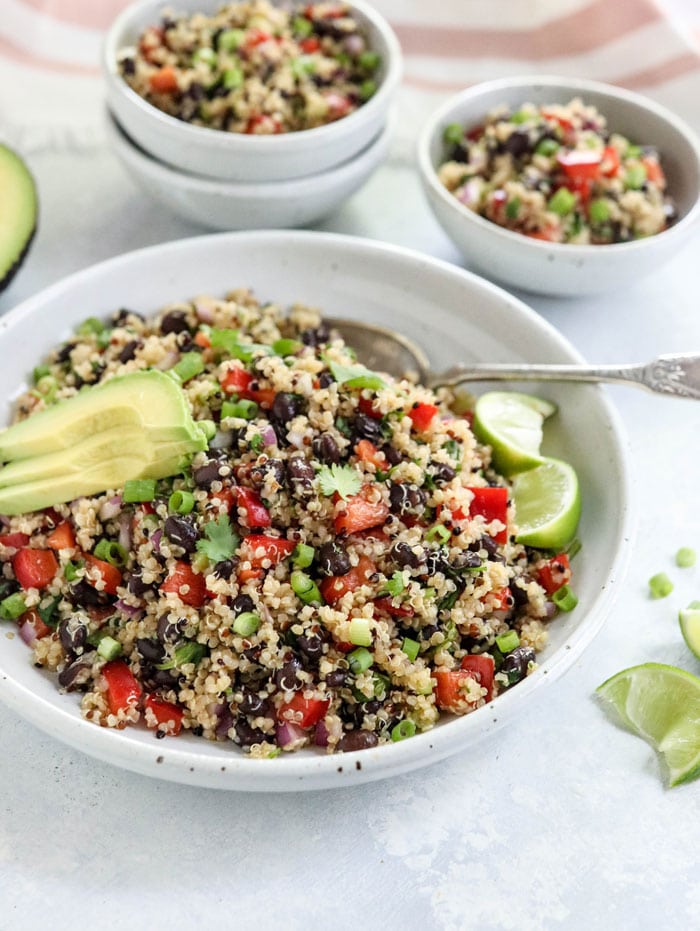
xmin=143 ymin=666 xmax=181 ymax=690
xmin=312 ymin=432 xmax=340 ymax=464
xmin=503 ymin=130 xmax=531 ymax=157
xmin=318 ymin=372 xmax=334 ymax=388
xmin=429 ymin=462 xmax=456 ymax=484
xmin=389 ymin=482 xmax=427 ymax=516
xmin=450 ymin=551 xmax=483 ymax=572
xmin=272 ymin=392 xmax=304 ymax=424
xmin=502 ymin=646 xmax=536 ymax=685
xmin=157 ymin=614 xmax=186 ymax=643
xmin=300 ymin=324 xmax=330 ymax=347
xmin=326 ymin=669 xmax=348 ymax=688
xmin=231 ymin=593 xmax=255 ymax=616
xmin=419 ymin=623 xmax=440 ymax=642
xmin=352 ymin=412 xmax=383 ymax=444
xmin=118 ymin=340 xmax=141 ymax=363
xmin=215 ymin=704 xmax=233 ymax=741
xmin=175 ymin=330 xmax=197 ymax=353
xmin=127 ymin=569 xmax=155 ymax=598
xmin=160 ymin=310 xmax=190 ymax=334
xmin=120 ymin=56 xmax=136 ymax=76
xmin=68 ymin=579 xmax=111 ymax=608
xmin=251 ymin=458 xmax=286 ymax=487
xmin=297 ymin=633 xmax=326 ymax=665
xmin=58 ymin=654 xmax=96 ymax=691
xmin=382 ymin=444 xmax=402 ymax=466
xmin=213 ymin=559 xmax=234 ymax=580
xmin=192 ymin=456 xmax=228 ymax=489
xmin=275 ymin=655 xmax=303 ymax=691
xmin=317 ymin=541 xmax=351 ymax=577
xmin=234 ymin=716 xmax=267 ymax=748
xmin=391 ymin=541 xmax=424 ymax=569
xmin=136 ymin=638 xmax=165 ymax=663
xmin=510 ymin=579 xmax=531 ymax=609
xmin=111 ymin=307 xmax=144 ymax=326
xmin=239 ymin=688 xmax=272 ymax=716
xmin=287 ymin=457 xmax=315 ymax=496
xmin=164 ymin=515 xmax=199 ymax=553
xmin=56 ymin=342 xmax=76 ymax=363
xmin=58 ymin=617 xmax=87 ymax=655
xmin=337 ymin=730 xmax=379 ymax=752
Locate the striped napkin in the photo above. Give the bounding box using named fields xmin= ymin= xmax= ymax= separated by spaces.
xmin=2 ymin=0 xmax=700 ymax=152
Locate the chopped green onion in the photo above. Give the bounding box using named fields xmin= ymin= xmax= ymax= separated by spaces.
xmin=382 ymin=571 xmax=405 ymax=598
xmin=505 ymin=197 xmax=521 ymax=220
xmin=624 ymin=164 xmax=647 ymax=190
xmin=425 ymin=525 xmax=451 ymax=545
xmin=348 ymin=646 xmax=373 ymax=674
xmin=272 ymin=338 xmax=302 ymax=357
xmin=535 ymin=138 xmax=559 ymax=157
xmin=625 ymin=143 xmax=642 ymax=159
xmin=123 ymin=479 xmax=157 ymax=503
xmin=495 ymin=630 xmax=520 ymax=653
xmin=676 ymin=547 xmax=696 ymax=568
xmin=217 ymin=27 xmax=245 ymax=50
xmin=97 ymin=635 xmax=123 ymax=661
xmin=391 ymin=719 xmax=416 ymax=742
xmin=93 ymin=539 xmax=127 ymax=567
xmin=566 ymin=538 xmax=582 ymax=559
xmin=169 ymin=490 xmax=195 ymax=515
xmin=232 ymin=611 xmax=261 ymax=637
xmin=547 ymin=187 xmax=576 ymax=216
xmin=401 ymin=637 xmax=420 ymax=662
xmin=157 ymin=641 xmax=206 ymax=669
xmin=510 ymin=110 xmax=530 ymax=124
xmin=209 ymin=328 xmax=270 ymax=362
xmin=221 ymin=398 xmax=258 ymax=420
xmin=443 ymin=123 xmax=464 ymax=146
xmin=291 ymin=55 xmax=316 ymax=78
xmin=649 ymin=572 xmax=673 ymax=599
xmin=0 ymin=592 xmax=26 ymax=620
xmin=358 ymin=50 xmax=381 ymax=72
xmin=589 ymin=198 xmax=610 ymax=224
xmin=290 ymin=570 xmax=322 ymax=605
xmin=193 ymin=47 xmax=217 ymax=67
xmin=33 ymin=364 xmax=51 ymax=383
xmin=349 ymin=617 xmax=372 ymax=647
xmin=64 ymin=560 xmax=83 ymax=581
xmin=172 ymin=351 xmax=204 ymax=383
xmin=292 ymin=15 xmax=313 ymax=37
xmin=359 ymin=79 xmax=376 ymax=101
xmin=552 ymin=584 xmax=579 ymax=611
xmin=222 ymin=66 xmax=243 ymax=89
xmin=292 ymin=543 xmax=315 ymax=568
xmin=76 ymin=317 xmax=104 ymax=337
xmin=372 ymin=672 xmax=390 ymax=698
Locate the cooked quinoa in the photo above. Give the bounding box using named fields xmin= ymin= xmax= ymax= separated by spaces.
xmin=118 ymin=1 xmax=381 ymax=134
xmin=0 ymin=291 xmax=575 ymax=756
xmin=438 ymin=97 xmax=676 ymax=244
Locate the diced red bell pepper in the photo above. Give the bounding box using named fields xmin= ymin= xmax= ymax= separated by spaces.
xmin=542 ymin=109 xmax=574 ymax=135
xmin=467 ymin=124 xmax=484 ymax=142
xmin=525 ymin=228 xmax=559 ymax=242
xmin=374 ymin=596 xmax=414 ymax=618
xmin=138 ymin=26 xmax=164 ymax=61
xmin=237 ymin=567 xmax=264 ymax=583
xmin=408 ymin=402 xmax=439 ymax=433
xmin=12 ymin=548 xmax=58 ymax=590
xmin=144 ymin=694 xmax=183 ymax=735
xmin=486 ymin=587 xmax=512 ymax=612
xmin=234 ymin=487 xmax=271 ymax=528
xmin=320 ymin=556 xmax=376 ymax=605
xmin=354 ymin=439 xmax=386 ymax=470
xmin=600 ymin=145 xmax=621 ymax=178
xmin=149 ymin=66 xmax=178 ymax=94
xmin=221 ymin=366 xmax=253 ymax=396
xmin=334 ymin=486 xmax=389 ymax=535
xmin=209 ymin=487 xmax=235 ymax=513
xmin=300 ymin=37 xmax=320 ymax=53
xmin=242 ymin=535 xmax=295 ymax=568
xmin=161 ymin=561 xmax=207 ymax=607
xmin=467 ymin=486 xmax=508 ymax=544
xmin=245 ymin=114 xmax=283 ymax=135
xmin=245 ymin=28 xmax=272 ymax=49
xmin=460 ymin=654 xmax=495 ymax=701
xmin=335 ymin=641 xmax=354 ymax=653
xmin=46 ymin=522 xmax=76 ymax=551
xmin=642 ymin=156 xmax=665 ymax=186
xmin=102 ymin=660 xmax=142 ymax=716
xmin=357 ymin=396 xmax=382 ymax=419
xmin=537 ymin=553 xmax=571 ymax=595
xmin=556 ymin=148 xmax=602 ymax=180
xmin=0 ymin=532 xmax=30 ymax=549
xmin=18 ymin=608 xmax=52 ymax=641
xmin=278 ymin=693 xmax=330 ymax=728
xmin=433 ymin=668 xmax=482 ymax=714
xmin=84 ymin=554 xmax=122 ymax=596
xmin=194 ymin=330 xmax=212 ymax=349
xmin=324 ymin=93 xmax=352 ymax=119
xmin=489 ymin=188 xmax=508 ymax=222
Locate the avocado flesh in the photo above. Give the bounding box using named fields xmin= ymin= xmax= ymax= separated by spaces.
xmin=0 ymin=144 xmax=38 ymax=292
xmin=0 ymin=371 xmax=205 ymax=462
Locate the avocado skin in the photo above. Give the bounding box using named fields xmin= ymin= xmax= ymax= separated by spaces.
xmin=0 ymin=144 xmax=38 ymax=293
xmin=0 ymin=222 xmax=37 ymax=294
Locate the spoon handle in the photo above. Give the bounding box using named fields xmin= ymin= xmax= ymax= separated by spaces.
xmin=430 ymin=354 xmax=700 ymax=400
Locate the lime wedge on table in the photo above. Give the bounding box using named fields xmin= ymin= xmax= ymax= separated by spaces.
xmin=473 ymin=391 xmax=557 ymax=476
xmin=597 ymin=664 xmax=700 ymax=787
xmin=511 ymin=458 xmax=581 ymax=549
xmin=680 ymin=602 xmax=700 ymax=660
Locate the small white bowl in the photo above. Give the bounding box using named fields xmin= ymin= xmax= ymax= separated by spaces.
xmin=106 ymin=109 xmax=391 ymax=228
xmin=103 ymin=0 xmax=402 ymax=182
xmin=418 ymin=76 xmax=700 ymax=297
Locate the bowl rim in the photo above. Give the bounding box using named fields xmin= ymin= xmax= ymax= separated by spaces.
xmin=0 ymin=230 xmax=633 ymax=791
xmin=102 ymin=0 xmax=403 ymax=152
xmin=105 ymin=106 xmax=394 ymax=193
xmin=417 ymin=74 xmax=700 ymax=256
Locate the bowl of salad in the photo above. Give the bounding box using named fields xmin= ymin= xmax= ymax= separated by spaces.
xmin=418 ymin=75 xmax=700 ymax=296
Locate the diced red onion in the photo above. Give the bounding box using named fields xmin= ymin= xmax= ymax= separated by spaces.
xmin=457 ymin=180 xmax=482 ymax=209
xmin=276 ymin=721 xmax=306 ymax=748
xmin=18 ymin=620 xmax=37 ymax=646
xmin=215 ymin=704 xmax=233 ymax=741
xmin=194 ymin=299 xmax=215 ymax=323
xmin=118 ymin=512 xmax=132 ymax=551
xmin=543 ymin=601 xmax=558 ymax=620
xmin=156 ymin=351 xmax=179 ymax=370
xmin=314 ymin=719 xmax=329 ymax=747
xmin=99 ymin=495 xmax=123 ymax=521
xmin=287 ymin=429 xmax=305 ymax=451
xmin=0 ymin=515 xmax=11 ymax=527
xmin=210 ymin=430 xmax=232 ymax=450
xmin=343 ymin=33 xmax=365 ymax=55
xmin=260 ymin=424 xmax=277 ymax=447
xmin=151 ymin=529 xmax=162 ymax=553
xmin=114 ymin=599 xmax=142 ymax=619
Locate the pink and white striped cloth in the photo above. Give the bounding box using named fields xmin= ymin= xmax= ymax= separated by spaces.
xmin=2 ymin=0 xmax=700 ymax=150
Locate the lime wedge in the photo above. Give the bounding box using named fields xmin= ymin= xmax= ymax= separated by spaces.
xmin=511 ymin=457 xmax=581 ymax=549
xmin=473 ymin=391 xmax=557 ymax=476
xmin=679 ymin=601 xmax=700 ymax=660
xmin=597 ymin=663 xmax=700 ymax=787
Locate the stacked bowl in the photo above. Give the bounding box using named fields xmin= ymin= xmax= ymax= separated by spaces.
xmin=103 ymin=0 xmax=402 ymax=229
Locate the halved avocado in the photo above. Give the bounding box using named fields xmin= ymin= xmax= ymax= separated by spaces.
xmin=0 ymin=144 xmax=38 ymax=292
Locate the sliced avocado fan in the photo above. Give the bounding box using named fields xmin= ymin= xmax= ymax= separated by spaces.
xmin=0 ymin=144 xmax=38 ymax=292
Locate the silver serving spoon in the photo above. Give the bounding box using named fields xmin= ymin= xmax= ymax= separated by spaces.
xmin=329 ymin=319 xmax=700 ymax=400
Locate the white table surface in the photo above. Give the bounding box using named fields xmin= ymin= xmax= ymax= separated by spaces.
xmin=2 ymin=26 xmax=700 ymax=930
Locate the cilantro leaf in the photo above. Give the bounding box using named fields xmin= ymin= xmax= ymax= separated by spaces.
xmin=329 ymin=360 xmax=387 ymax=391
xmin=157 ymin=642 xmax=207 ymax=670
xmin=210 ymin=328 xmax=271 ymax=362
xmin=382 ymin=571 xmax=405 ymax=598
xmin=316 ymin=463 xmax=362 ymax=500
xmin=195 ymin=514 xmax=240 ymax=563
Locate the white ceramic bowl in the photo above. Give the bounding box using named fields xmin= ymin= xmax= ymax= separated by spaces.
xmin=0 ymin=231 xmax=631 ymax=791
xmin=418 ymin=76 xmax=700 ymax=297
xmin=103 ymin=0 xmax=402 ymax=182
xmin=105 ymin=109 xmax=392 ymax=229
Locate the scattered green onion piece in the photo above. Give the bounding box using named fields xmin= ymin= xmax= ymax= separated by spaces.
xmin=193 ymin=47 xmax=217 ymax=66
xmin=510 ymin=110 xmax=530 ymax=124
xmin=76 ymin=317 xmax=104 ymax=337
xmin=172 ymin=352 xmax=205 ymax=383
xmin=222 ymin=66 xmax=243 ymax=89
xmin=359 ymin=79 xmax=376 ymax=101
xmin=292 ymin=543 xmax=315 ymax=568
xmin=425 ymin=524 xmax=451 ymax=545
xmin=97 ymin=635 xmax=122 ymax=661
xmin=372 ymin=672 xmax=390 ymax=698
xmin=589 ymin=198 xmax=610 ymax=224
xmin=291 ymin=55 xmax=316 ymax=78
xmin=624 ymin=164 xmax=647 ymax=190
xmin=358 ymin=50 xmax=381 ymax=72
xmin=93 ymin=539 xmax=127 ymax=567
xmin=169 ymin=490 xmax=195 ymax=515
xmin=495 ymin=630 xmax=520 ymax=653
xmin=272 ymin=338 xmax=302 ymax=357
xmin=232 ymin=611 xmax=261 ymax=637
xmin=123 ymin=479 xmax=157 ymax=503
xmin=649 ymin=572 xmax=673 ymax=599
xmin=676 ymin=547 xmax=696 ymax=568
xmin=505 ymin=197 xmax=521 ymax=220
xmin=157 ymin=641 xmax=207 ymax=670
xmin=401 ymin=637 xmax=420 ymax=662
xmin=547 ymin=187 xmax=576 ymax=216
xmin=0 ymin=592 xmax=26 ymax=620
xmin=217 ymin=27 xmax=245 ymax=50
xmin=552 ymin=584 xmax=579 ymax=612
xmin=566 ymin=538 xmax=582 ymax=559
xmin=348 ymin=647 xmax=373 ymax=675
xmin=33 ymin=364 xmax=51 ymax=383
xmin=625 ymin=143 xmax=642 ymax=159
xmin=391 ymin=719 xmax=416 ymax=742
xmin=349 ymin=617 xmax=372 ymax=647
xmin=64 ymin=560 xmax=82 ymax=582
xmin=443 ymin=122 xmax=464 ymax=146
xmin=292 ymin=15 xmax=313 ymax=37
xmin=222 ymin=398 xmax=258 ymax=420
xmin=535 ymin=138 xmax=559 ymax=156
xmin=290 ymin=570 xmax=322 ymax=605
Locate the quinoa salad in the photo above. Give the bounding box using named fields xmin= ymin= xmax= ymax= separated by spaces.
xmin=0 ymin=291 xmax=576 ymax=756
xmin=118 ymin=1 xmax=381 ymax=134
xmin=438 ymin=97 xmax=677 ymax=244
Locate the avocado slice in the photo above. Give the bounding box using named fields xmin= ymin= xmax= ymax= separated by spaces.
xmin=0 ymin=144 xmax=38 ymax=292
xmin=0 ymin=370 xmax=205 ymax=462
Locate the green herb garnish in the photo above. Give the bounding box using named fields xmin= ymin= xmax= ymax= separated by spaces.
xmin=195 ymin=514 xmax=239 ymax=563
xmin=329 ymin=360 xmax=387 ymax=391
xmin=316 ymin=463 xmax=362 ymax=500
